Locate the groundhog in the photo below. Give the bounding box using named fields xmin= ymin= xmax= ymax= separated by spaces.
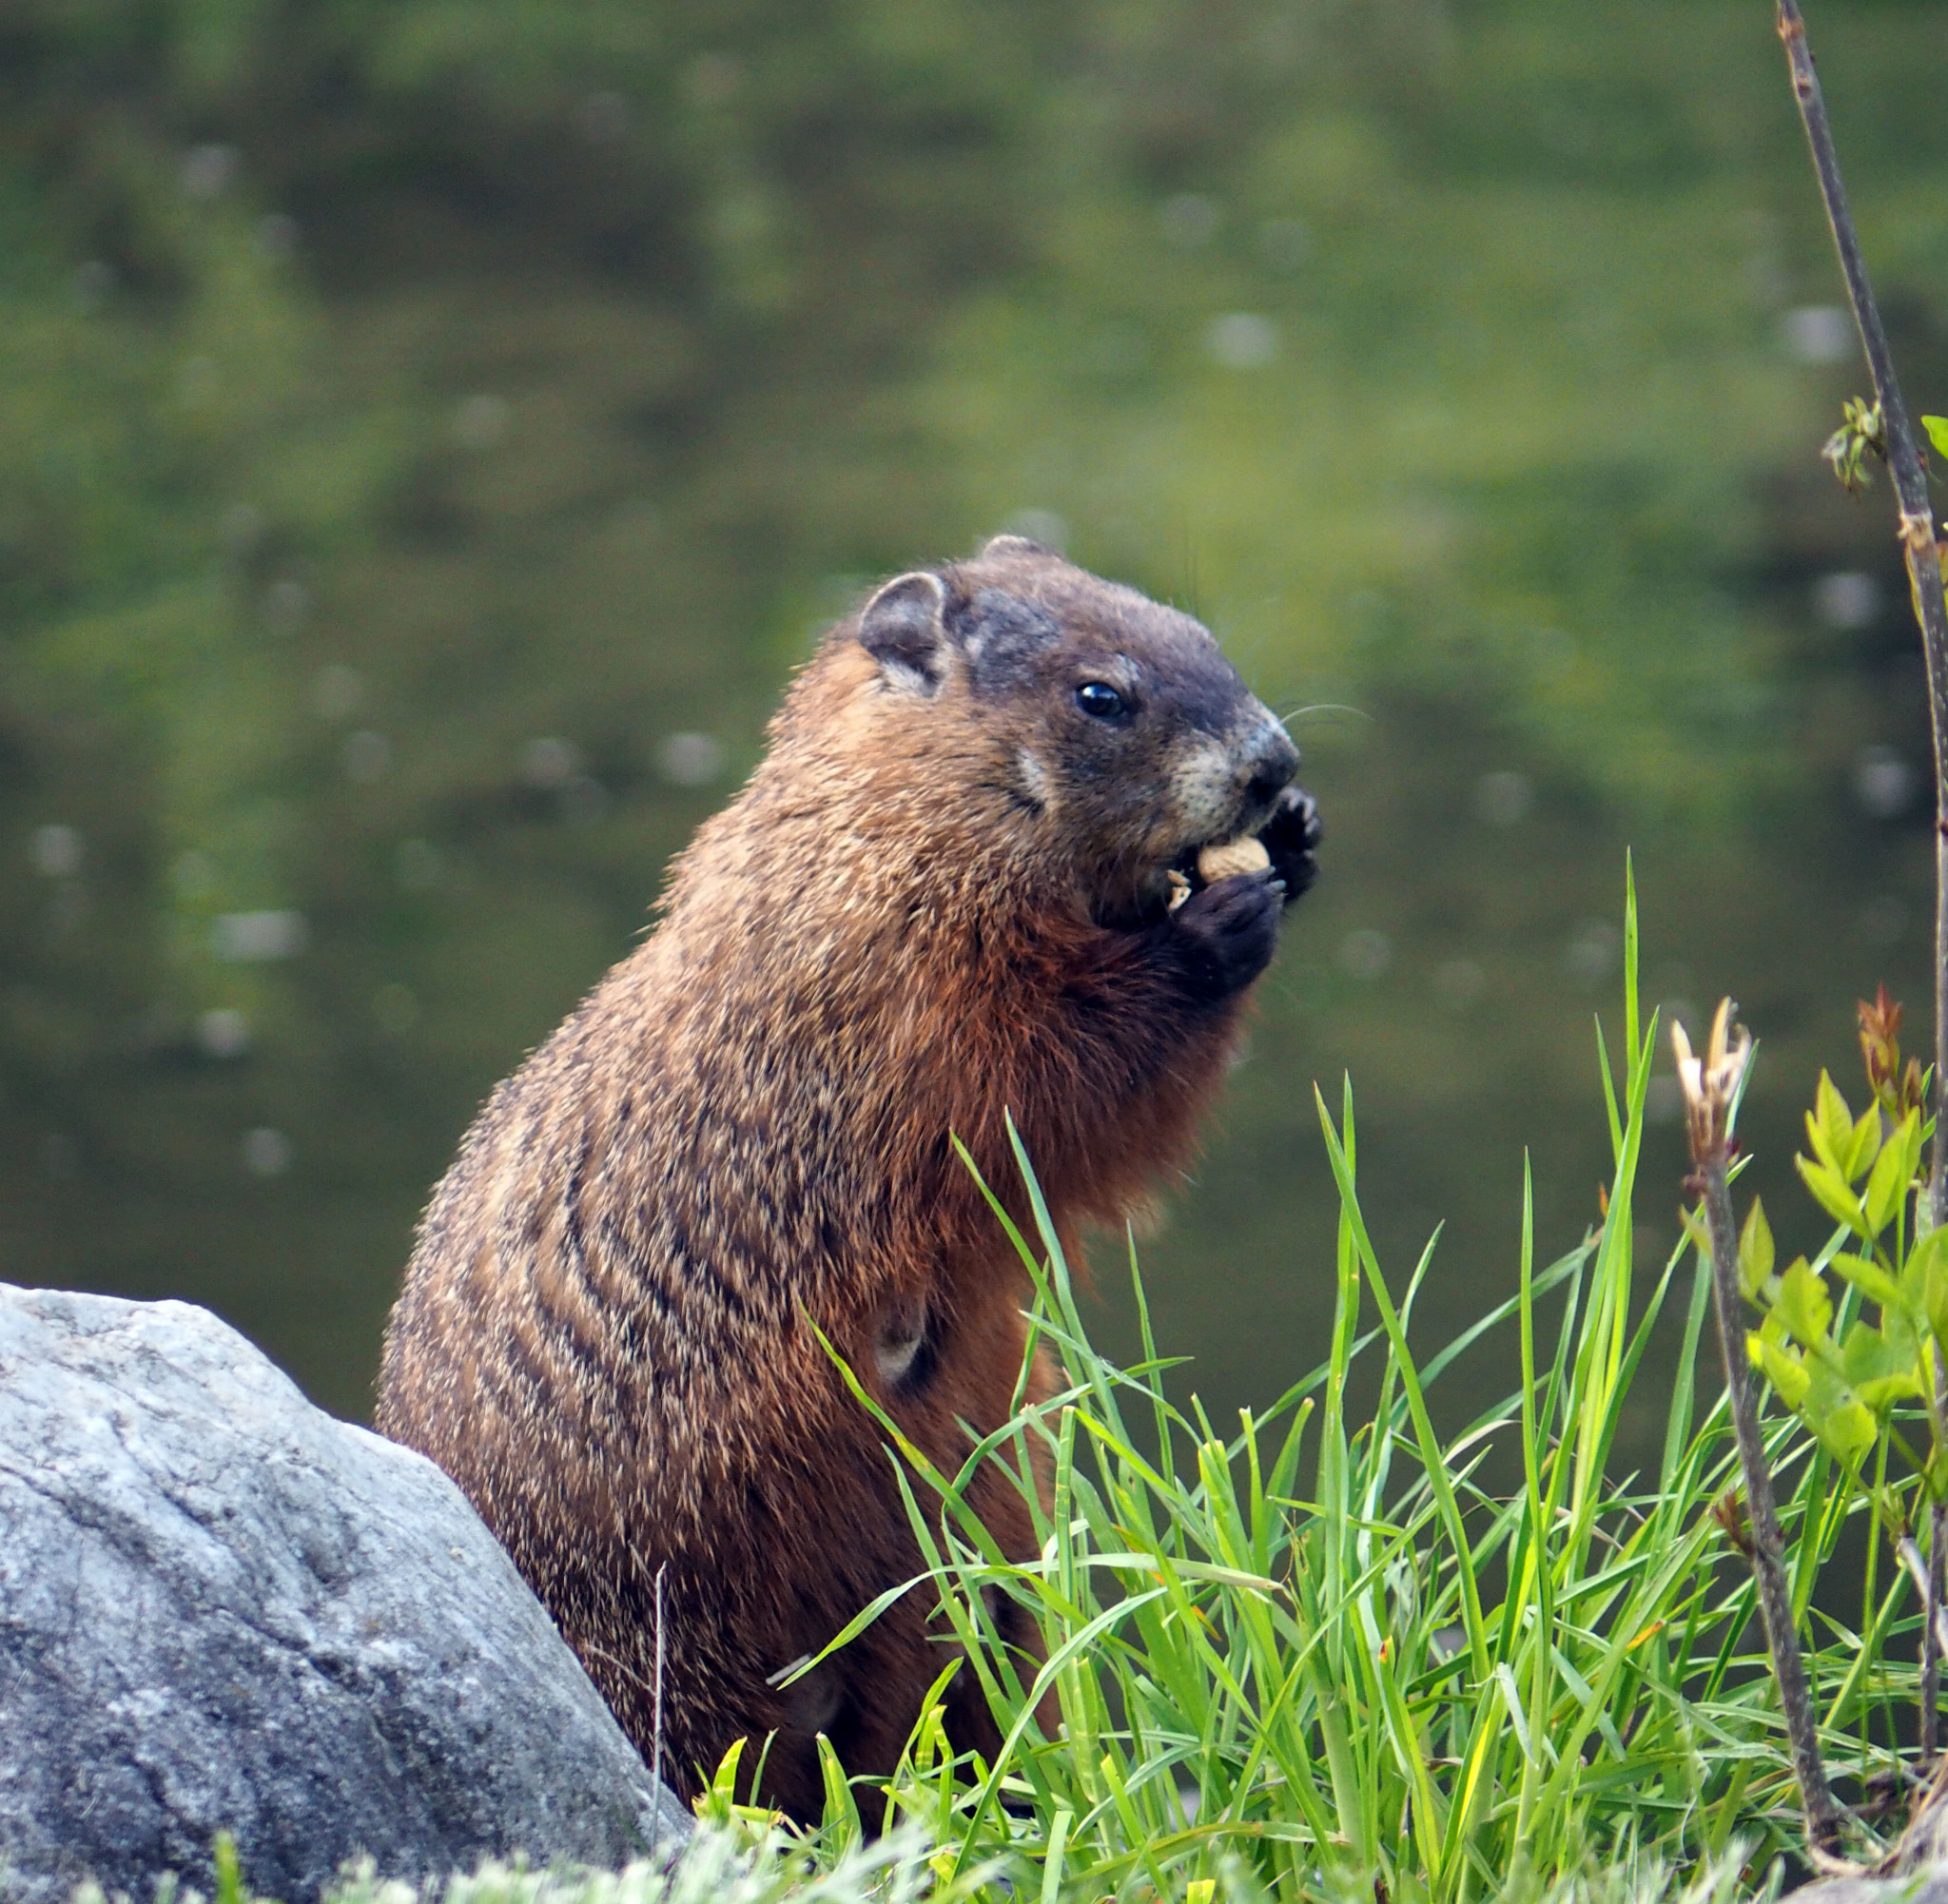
xmin=376 ymin=535 xmax=1319 ymax=1822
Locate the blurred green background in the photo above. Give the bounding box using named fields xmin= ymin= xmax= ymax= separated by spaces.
xmin=5 ymin=0 xmax=1945 ymax=1452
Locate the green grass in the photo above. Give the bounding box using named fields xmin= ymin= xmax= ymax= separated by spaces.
xmin=766 ymin=880 xmax=1921 ymax=1900
xmin=299 ymin=1833 xmax=1769 ymax=1904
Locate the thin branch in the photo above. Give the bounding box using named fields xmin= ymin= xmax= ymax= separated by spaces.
xmin=1774 ymin=0 xmax=1948 ymax=1243
xmin=1677 ymin=1004 xmax=1848 ymax=1855
xmin=1776 ymin=0 xmax=1948 ymax=1770
xmin=1701 ymin=1163 xmax=1847 ymax=1852
xmin=1930 ymin=1469 xmax=1947 ymax=1759
xmin=1898 ymin=1536 xmax=1948 ymax=1662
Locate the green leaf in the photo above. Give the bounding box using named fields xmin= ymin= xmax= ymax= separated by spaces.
xmin=1910 ymin=1226 xmax=1948 ymax=1345
xmin=1900 ymin=1104 xmax=1923 ymax=1160
xmin=1846 ymin=1104 xmax=1883 ymax=1183
xmin=1818 ymin=1397 xmax=1878 ymax=1465
xmin=816 ymin=1732 xmax=865 ymax=1841
xmin=1855 ymin=1370 xmax=1923 ymax=1410
xmin=1863 ymin=1116 xmax=1914 ymax=1234
xmin=1738 ymin=1196 xmax=1775 ymax=1301
xmin=1778 ymin=1258 xmax=1834 ymax=1350
xmin=1797 ymin=1152 xmax=1867 ymax=1235
xmin=1832 ymin=1251 xmax=1903 ymax=1311
xmin=1809 ymin=1070 xmax=1855 ymax=1172
xmin=213 ymin=1835 xmax=244 ymax=1904
xmin=1924 ymin=415 xmax=1948 ymax=459
xmin=1841 ymin=1321 xmax=1921 ymax=1409
xmin=1749 ymin=1330 xmax=1811 ymax=1408
xmin=1885 ymin=1299 xmax=1923 ymax=1364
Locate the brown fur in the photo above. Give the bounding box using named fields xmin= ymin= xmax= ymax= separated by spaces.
xmin=376 ymin=537 xmax=1317 ymax=1820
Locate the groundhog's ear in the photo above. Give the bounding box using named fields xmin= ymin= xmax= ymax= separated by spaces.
xmin=858 ymin=572 xmax=950 ymax=696
xmin=980 ymin=534 xmax=1054 ymax=560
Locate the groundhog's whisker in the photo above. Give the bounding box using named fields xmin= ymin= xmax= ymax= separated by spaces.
xmin=1276 ymin=701 xmax=1373 ymax=727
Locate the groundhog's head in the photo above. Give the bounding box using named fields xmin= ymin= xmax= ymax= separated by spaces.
xmin=846 ymin=535 xmax=1303 ymax=921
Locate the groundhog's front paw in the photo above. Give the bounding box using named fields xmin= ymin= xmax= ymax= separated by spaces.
xmin=1170 ymin=872 xmax=1280 ymax=1001
xmin=1260 ymin=786 xmax=1320 ymax=904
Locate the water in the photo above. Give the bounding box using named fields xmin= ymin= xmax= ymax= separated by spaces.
xmin=2 ymin=0 xmax=1944 ymax=1485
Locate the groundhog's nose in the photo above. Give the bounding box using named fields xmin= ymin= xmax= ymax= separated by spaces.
xmin=1241 ymin=721 xmax=1300 ymax=813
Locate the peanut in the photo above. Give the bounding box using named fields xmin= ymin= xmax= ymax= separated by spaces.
xmin=1196 ymin=835 xmax=1271 ymax=884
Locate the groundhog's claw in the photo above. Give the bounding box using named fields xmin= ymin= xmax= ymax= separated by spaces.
xmin=1260 ymin=786 xmax=1320 ymax=904
xmin=1169 ymin=870 xmax=1281 ymax=1001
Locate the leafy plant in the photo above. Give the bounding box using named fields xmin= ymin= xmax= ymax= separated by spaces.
xmin=1744 ymin=1081 xmax=1933 ymax=1493
xmin=1821 ymin=396 xmax=1884 ymax=496
xmin=1730 ymin=992 xmax=1948 ymax=1693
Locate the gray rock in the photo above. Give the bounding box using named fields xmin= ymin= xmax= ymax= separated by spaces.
xmin=0 ymin=1283 xmax=690 ymax=1903
xmin=1790 ymin=1878 xmax=1948 ymax=1904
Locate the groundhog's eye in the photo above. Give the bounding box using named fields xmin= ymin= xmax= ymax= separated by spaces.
xmin=1075 ymin=681 xmax=1127 ymax=721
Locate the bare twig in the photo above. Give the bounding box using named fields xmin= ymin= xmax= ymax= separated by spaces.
xmin=1776 ymin=0 xmax=1948 ymax=1769
xmin=1774 ymin=0 xmax=1948 ymax=1243
xmin=1898 ymin=1536 xmax=1948 ymax=1662
xmin=1677 ymin=1002 xmax=1849 ymax=1855
xmin=1930 ymin=1487 xmax=1948 ymax=1759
